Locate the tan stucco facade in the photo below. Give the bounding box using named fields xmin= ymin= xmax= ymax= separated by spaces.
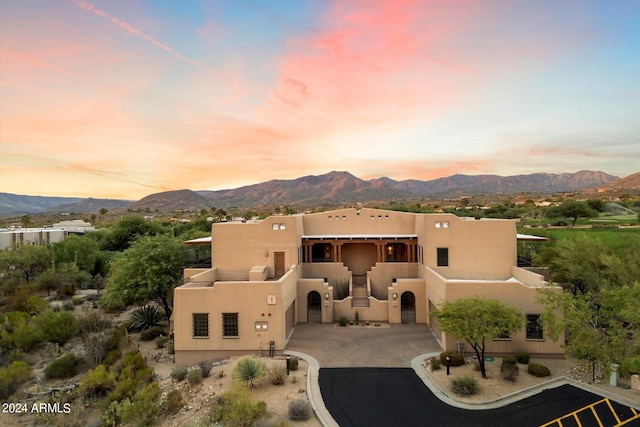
xmin=173 ymin=208 xmax=563 ymax=365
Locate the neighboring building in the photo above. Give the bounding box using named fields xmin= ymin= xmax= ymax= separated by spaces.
xmin=0 ymin=221 xmax=96 ymax=250
xmin=172 ymin=208 xmax=562 ymax=365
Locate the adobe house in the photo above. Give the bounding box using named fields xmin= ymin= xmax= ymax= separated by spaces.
xmin=172 ymin=208 xmax=562 ymax=365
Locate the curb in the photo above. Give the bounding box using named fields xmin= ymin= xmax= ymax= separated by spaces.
xmin=285 ymin=350 xmax=339 ymax=427
xmin=411 ymin=353 xmax=640 ymax=410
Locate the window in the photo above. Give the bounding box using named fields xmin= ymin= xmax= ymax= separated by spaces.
xmin=437 ymin=248 xmax=449 ymax=266
xmin=222 ymin=313 xmax=239 ymax=337
xmin=272 ymin=223 xmax=279 ymax=230
xmin=192 ymin=313 xmax=209 ymax=338
xmin=526 ymin=314 xmax=543 ymax=340
xmin=279 ymin=223 xmax=286 ymax=230
xmin=435 ymin=221 xmax=441 ymax=228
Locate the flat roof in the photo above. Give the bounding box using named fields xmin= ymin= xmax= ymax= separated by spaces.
xmin=302 ymin=234 xmax=418 ymax=240
xmin=182 ymin=236 xmax=212 ymax=245
xmin=516 ymin=233 xmax=550 ymax=242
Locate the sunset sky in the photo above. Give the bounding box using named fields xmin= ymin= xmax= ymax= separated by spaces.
xmin=1 ymin=0 xmax=639 ymax=199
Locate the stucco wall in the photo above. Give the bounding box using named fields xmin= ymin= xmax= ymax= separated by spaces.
xmin=388 ymin=278 xmax=427 ymax=324
xmin=369 ymin=263 xmax=419 ymax=299
xmin=420 ymin=215 xmax=516 ymax=280
xmin=333 ymin=298 xmax=389 ymax=322
xmin=301 ymin=208 xmax=416 ymax=236
xmin=211 ymin=216 xmax=302 ymax=276
xmin=297 ymin=278 xmax=333 ymax=323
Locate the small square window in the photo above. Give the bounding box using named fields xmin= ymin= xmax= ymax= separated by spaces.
xmin=443 ymin=221 xmax=449 ymax=228
xmin=272 ymin=224 xmax=279 ymax=230
xmin=222 ymin=313 xmax=239 ymax=337
xmin=328 ymin=216 xmax=332 ymax=220
xmin=435 ymin=221 xmax=441 ymax=228
xmin=192 ymin=313 xmax=209 ymax=338
xmin=279 ymin=224 xmax=286 ymax=230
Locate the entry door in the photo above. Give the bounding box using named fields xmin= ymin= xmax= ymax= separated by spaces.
xmin=401 ymin=292 xmax=416 ymax=324
xmin=274 ymin=252 xmax=285 ymax=277
xmin=307 ymin=291 xmax=322 ymax=323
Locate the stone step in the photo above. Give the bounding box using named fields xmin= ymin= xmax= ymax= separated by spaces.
xmin=351 ymin=296 xmax=370 ymax=307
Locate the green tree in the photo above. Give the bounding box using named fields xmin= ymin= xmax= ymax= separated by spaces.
xmin=0 ymin=311 xmax=42 ymax=352
xmin=433 ymin=298 xmax=524 ymax=379
xmin=0 ymin=244 xmax=51 ymax=283
xmin=102 ymin=235 xmax=187 ymax=321
xmin=539 ymin=282 xmax=640 ymax=380
xmin=545 ymin=200 xmax=597 ymax=226
xmin=98 ymin=216 xmax=165 ymax=252
xmin=52 ymin=234 xmax=100 ymax=274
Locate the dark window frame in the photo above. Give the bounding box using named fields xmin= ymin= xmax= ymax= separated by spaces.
xmin=192 ymin=313 xmax=209 ymax=338
xmin=437 ymin=247 xmax=449 ymax=267
xmin=526 ymin=314 xmax=544 ymax=340
xmin=222 ymin=312 xmax=239 ymax=338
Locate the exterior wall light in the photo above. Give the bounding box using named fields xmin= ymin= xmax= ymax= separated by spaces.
xmin=392 ymin=293 xmax=397 ymax=300
xmin=324 ymin=293 xmax=330 ymax=299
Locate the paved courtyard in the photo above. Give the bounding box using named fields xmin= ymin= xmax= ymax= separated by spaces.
xmin=285 ymin=323 xmax=442 ymax=367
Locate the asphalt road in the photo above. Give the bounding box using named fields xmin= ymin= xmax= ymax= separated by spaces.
xmin=319 ymin=368 xmax=640 ymax=427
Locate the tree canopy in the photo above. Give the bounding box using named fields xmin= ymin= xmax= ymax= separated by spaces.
xmin=433 ymin=297 xmax=524 ymax=378
xmin=545 ymin=200 xmax=597 ymax=226
xmin=102 ymin=234 xmax=188 ymax=321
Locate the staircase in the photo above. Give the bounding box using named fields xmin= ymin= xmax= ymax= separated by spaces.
xmin=351 ymin=283 xmax=370 ymax=307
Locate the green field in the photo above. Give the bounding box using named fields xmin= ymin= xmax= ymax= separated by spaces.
xmin=522 ymin=226 xmax=640 ymax=254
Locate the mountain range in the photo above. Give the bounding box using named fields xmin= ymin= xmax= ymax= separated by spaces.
xmin=2 ymin=170 xmax=636 ymax=216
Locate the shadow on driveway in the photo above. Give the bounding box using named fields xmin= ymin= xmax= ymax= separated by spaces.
xmin=319 ymin=368 xmax=640 ymax=427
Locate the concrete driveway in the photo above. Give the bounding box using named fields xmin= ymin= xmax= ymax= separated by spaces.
xmin=285 ymin=323 xmax=442 ymax=367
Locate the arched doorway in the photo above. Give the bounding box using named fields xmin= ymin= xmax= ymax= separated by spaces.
xmin=401 ymin=292 xmax=416 ymax=324
xmin=307 ymin=291 xmax=322 ymax=323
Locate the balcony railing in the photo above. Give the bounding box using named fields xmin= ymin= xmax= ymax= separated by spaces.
xmin=179 ymin=278 xmax=214 ymax=288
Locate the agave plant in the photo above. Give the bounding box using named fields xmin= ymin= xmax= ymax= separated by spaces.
xmin=128 ymin=305 xmax=164 ymax=332
xmin=232 ymin=356 xmax=266 ymax=388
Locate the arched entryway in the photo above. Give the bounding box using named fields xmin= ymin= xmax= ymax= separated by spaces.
xmin=401 ymin=292 xmax=416 ymax=324
xmin=307 ymin=291 xmax=322 ymax=323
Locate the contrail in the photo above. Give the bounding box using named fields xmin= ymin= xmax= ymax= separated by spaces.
xmin=73 ymin=0 xmax=201 ymax=66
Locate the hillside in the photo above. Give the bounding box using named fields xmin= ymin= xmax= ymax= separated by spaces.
xmin=1 ymin=170 xmax=630 ymax=215
xmin=121 ymin=189 xmax=211 ymax=213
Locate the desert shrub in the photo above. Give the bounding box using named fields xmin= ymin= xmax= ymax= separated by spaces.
xmin=451 ymin=376 xmax=479 ymax=396
xmin=61 ymin=301 xmax=75 ymax=311
xmin=171 ymin=367 xmax=188 ymax=382
xmin=288 ymin=399 xmax=312 ymax=421
xmin=164 ymin=389 xmax=184 ymax=415
xmin=268 ymin=365 xmax=287 ymax=385
xmin=77 ymin=308 xmax=112 ymax=334
xmin=128 ymin=305 xmax=164 ymax=332
xmin=102 ymin=349 xmax=122 ymax=366
xmin=288 ymin=356 xmax=299 ymax=371
xmin=500 ymin=361 xmax=519 ymax=382
xmin=108 ymin=364 xmax=154 ymax=403
xmin=187 ymin=368 xmax=203 ymax=386
xmin=0 ymin=311 xmax=42 ymax=352
xmin=140 ymin=326 xmax=165 ymax=341
xmin=155 ymin=335 xmax=167 ymax=349
xmin=199 ymin=360 xmax=213 ymax=378
xmin=233 ymin=356 xmax=266 ymax=388
xmin=0 ymin=361 xmax=32 ymax=399
xmin=23 ymin=295 xmax=48 ymax=315
xmin=207 ymin=388 xmax=267 ymax=426
xmin=35 ymin=309 xmax=78 ymax=346
xmin=45 ymin=352 xmax=82 ymax=379
xmin=338 ymin=316 xmax=348 ymax=326
xmin=528 ymin=363 xmax=551 ymax=377
xmin=516 ymin=352 xmax=530 ymax=364
xmin=104 ymin=382 xmax=160 ymax=427
xmin=4 ymin=349 xmax=25 ymax=363
xmin=502 ymin=356 xmax=518 ymax=365
xmin=430 ymin=357 xmax=441 ymax=371
xmin=121 ymin=351 xmax=145 ymax=370
xmin=79 ymin=364 xmax=116 ymax=397
xmin=439 ymin=351 xmax=465 ymax=367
